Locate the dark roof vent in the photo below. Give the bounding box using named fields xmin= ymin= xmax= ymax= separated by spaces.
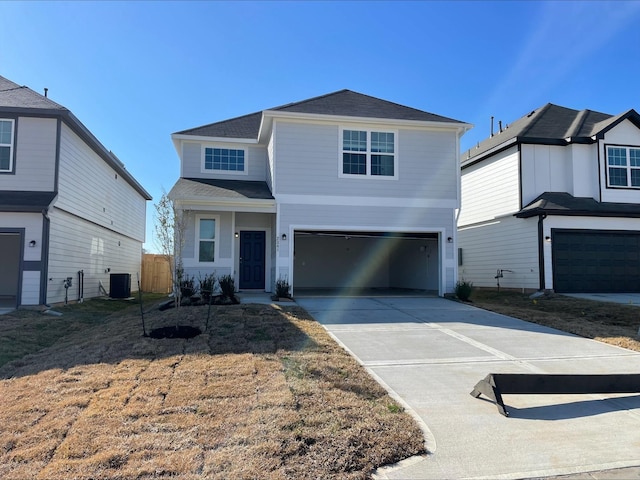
xmin=44 ymin=88 xmax=48 ymax=98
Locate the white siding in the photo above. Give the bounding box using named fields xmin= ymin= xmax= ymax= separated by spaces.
xmin=47 ymin=208 xmax=142 ymax=304
xmin=266 ymin=131 xmax=274 ymax=191
xmin=180 ymin=141 xmax=268 ymax=182
xmin=520 ymin=145 xmax=573 ymax=206
xmin=273 ymin=120 xmax=458 ymax=199
xmin=21 ymin=271 xmax=40 ymax=305
xmin=57 ymin=123 xmax=146 ymax=242
xmin=599 ymin=120 xmax=640 ymax=203
xmin=568 ymin=143 xmax=599 ymax=199
xmin=459 ymin=146 xmax=520 ymax=226
xmin=0 ymin=117 xmax=56 ymax=192
xmin=458 ymin=215 xmax=539 ymax=290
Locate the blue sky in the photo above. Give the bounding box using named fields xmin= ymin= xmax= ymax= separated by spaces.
xmin=2 ymin=1 xmax=639 ymax=252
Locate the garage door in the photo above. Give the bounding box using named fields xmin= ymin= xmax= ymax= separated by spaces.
xmin=0 ymin=232 xmax=21 ymax=308
xmin=552 ymin=230 xmax=640 ymax=293
xmin=293 ymin=231 xmax=439 ymax=293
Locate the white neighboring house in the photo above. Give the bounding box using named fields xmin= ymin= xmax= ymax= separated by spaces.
xmin=0 ymin=75 xmax=151 ymax=308
xmin=458 ymin=103 xmax=640 ymax=293
xmin=169 ymin=90 xmax=471 ymax=296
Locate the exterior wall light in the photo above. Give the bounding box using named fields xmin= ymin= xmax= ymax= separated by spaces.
xmin=281 ymin=233 xmax=287 ymax=241
xmin=545 ymin=236 xmax=551 ymax=242
xmin=29 ymin=240 xmax=37 ymax=247
xmin=447 ymin=237 xmax=453 ymax=243
xmin=235 ymin=232 xmax=239 ymax=238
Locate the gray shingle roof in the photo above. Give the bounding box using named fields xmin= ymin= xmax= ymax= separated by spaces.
xmin=0 ymin=191 xmax=57 ymax=212
xmin=462 ymin=103 xmax=640 ymax=165
xmin=169 ymin=178 xmax=274 ymax=201
xmin=0 ymin=75 xmax=151 ymax=200
xmin=175 ymin=89 xmax=466 ymax=139
xmin=0 ymin=76 xmax=67 ymax=111
xmin=516 ymin=192 xmax=640 ymax=218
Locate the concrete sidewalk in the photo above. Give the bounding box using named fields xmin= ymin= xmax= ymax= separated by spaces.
xmin=296 ymin=296 xmax=640 ymax=480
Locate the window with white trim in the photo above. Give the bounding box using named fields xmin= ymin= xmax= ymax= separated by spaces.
xmin=196 ymin=216 xmax=218 ymax=263
xmin=203 ymin=147 xmax=246 ymax=173
xmin=607 ymin=145 xmax=640 ymax=188
xmin=340 ymin=128 xmax=396 ymax=178
xmin=0 ymin=119 xmax=15 ymax=172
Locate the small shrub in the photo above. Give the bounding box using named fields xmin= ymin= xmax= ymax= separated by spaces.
xmin=180 ymin=274 xmax=197 ymax=299
xmin=455 ymin=280 xmax=474 ymax=302
xmin=199 ymin=272 xmax=216 ymax=302
xmin=275 ymin=277 xmax=291 ymax=298
xmin=218 ymin=275 xmax=237 ymax=302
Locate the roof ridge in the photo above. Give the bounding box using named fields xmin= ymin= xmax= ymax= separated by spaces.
xmin=270 ymin=89 xmax=351 ymax=111
xmin=565 ymin=108 xmax=591 ymax=138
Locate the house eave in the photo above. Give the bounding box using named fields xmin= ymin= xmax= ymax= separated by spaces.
xmin=515 ymin=209 xmax=640 ymax=219
xmin=173 ymin=196 xmax=277 ymax=213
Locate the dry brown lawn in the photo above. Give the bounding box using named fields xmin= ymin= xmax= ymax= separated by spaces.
xmin=468 ymin=289 xmax=640 ymax=352
xmin=0 ymin=302 xmax=425 ymax=479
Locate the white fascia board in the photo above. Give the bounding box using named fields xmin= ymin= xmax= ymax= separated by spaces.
xmin=174 ymin=197 xmax=276 ymax=213
xmin=276 ymin=194 xmax=457 ymax=209
xmin=171 ymin=133 xmax=258 ymax=145
xmin=262 ymin=109 xmax=472 ymax=133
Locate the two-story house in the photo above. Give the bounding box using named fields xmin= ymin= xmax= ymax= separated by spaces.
xmin=169 ymin=90 xmax=470 ymax=296
xmin=458 ymin=103 xmax=640 ymax=293
xmin=0 ymin=75 xmax=151 ymax=308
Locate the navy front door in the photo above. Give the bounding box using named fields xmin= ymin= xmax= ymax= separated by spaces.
xmin=239 ymin=231 xmax=266 ymax=289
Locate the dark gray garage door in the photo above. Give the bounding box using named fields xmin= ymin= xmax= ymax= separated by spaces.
xmin=552 ymin=230 xmax=640 ymax=293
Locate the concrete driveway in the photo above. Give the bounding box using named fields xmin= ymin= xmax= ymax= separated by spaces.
xmin=295 ymin=296 xmax=640 ymax=480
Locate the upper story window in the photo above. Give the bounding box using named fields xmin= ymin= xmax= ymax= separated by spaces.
xmin=607 ymin=145 xmax=640 ymax=188
xmin=0 ymin=119 xmax=15 ymax=172
xmin=197 ymin=216 xmax=218 ymax=263
xmin=203 ymin=147 xmax=246 ymax=174
xmin=340 ymin=128 xmax=397 ymax=178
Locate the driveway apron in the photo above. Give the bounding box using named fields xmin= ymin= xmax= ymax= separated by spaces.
xmin=295 ymin=296 xmax=640 ymax=480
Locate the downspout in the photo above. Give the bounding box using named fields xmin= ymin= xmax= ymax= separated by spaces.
xmin=537 ymin=214 xmax=547 ymax=291
xmin=41 ymin=208 xmax=51 ymax=305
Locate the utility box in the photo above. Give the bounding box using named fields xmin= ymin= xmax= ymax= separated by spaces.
xmin=110 ymin=273 xmax=131 ymax=298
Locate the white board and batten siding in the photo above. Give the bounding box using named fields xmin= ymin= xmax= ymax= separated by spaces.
xmin=459 ymin=146 xmax=520 ymax=227
xmin=180 ymin=141 xmax=268 ymax=182
xmin=458 ymin=215 xmax=539 ymax=290
xmin=599 ymin=120 xmax=640 ymax=204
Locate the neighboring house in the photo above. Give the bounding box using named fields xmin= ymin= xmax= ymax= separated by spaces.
xmin=0 ymin=75 xmax=151 ymax=308
xmin=458 ymin=103 xmax=640 ymax=293
xmin=169 ymin=90 xmax=470 ymax=296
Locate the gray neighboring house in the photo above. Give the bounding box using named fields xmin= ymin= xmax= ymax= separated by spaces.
xmin=170 ymin=90 xmax=470 ymax=296
xmin=0 ymin=75 xmax=151 ymax=308
xmin=458 ymin=103 xmax=640 ymax=293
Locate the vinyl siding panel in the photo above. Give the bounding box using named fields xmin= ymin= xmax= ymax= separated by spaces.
xmin=180 ymin=141 xmax=268 ymax=182
xmin=459 ymin=146 xmax=520 ymax=226
xmin=273 ymin=121 xmax=458 ymax=200
xmin=0 ymin=212 xmax=43 ymax=262
xmin=47 ymin=207 xmax=142 ymax=304
xmin=21 ymin=271 xmax=40 ymax=305
xmin=57 ymin=123 xmax=146 ymax=242
xmin=0 ymin=117 xmax=56 ymax=191
xmin=458 ymin=215 xmax=539 ymax=290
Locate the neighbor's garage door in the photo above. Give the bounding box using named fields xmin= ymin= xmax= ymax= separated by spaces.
xmin=552 ymin=230 xmax=640 ymax=293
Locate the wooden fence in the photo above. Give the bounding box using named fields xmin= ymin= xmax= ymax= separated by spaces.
xmin=141 ymin=254 xmax=172 ymax=293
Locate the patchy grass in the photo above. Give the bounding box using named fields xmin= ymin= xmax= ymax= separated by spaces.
xmin=0 ymin=300 xmax=425 ymax=479
xmin=0 ymin=294 xmax=166 ymax=367
xmin=467 ymin=289 xmax=640 ymax=352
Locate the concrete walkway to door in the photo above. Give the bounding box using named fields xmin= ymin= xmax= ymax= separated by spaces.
xmin=295 ymin=296 xmax=640 ymax=480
